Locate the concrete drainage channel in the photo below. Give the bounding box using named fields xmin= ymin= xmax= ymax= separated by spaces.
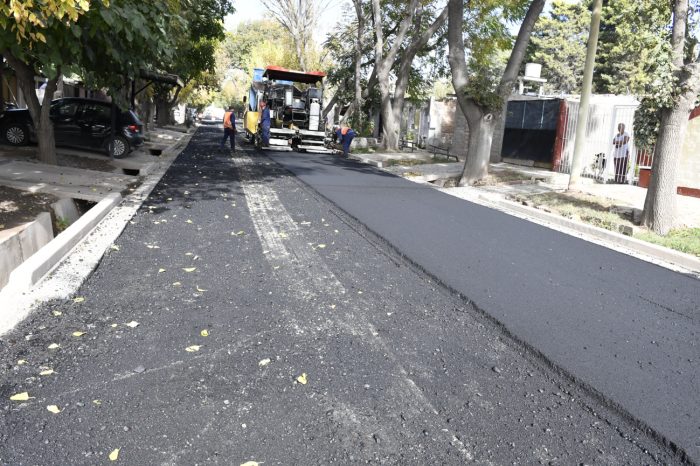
xmin=0 ymin=129 xmax=193 ymax=335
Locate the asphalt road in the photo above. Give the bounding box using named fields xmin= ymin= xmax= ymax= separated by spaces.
xmin=266 ymin=149 xmax=700 ymax=463
xmin=0 ymin=127 xmax=690 ymax=464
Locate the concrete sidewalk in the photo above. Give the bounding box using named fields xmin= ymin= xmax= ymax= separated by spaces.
xmin=351 ymin=149 xmax=700 ymax=229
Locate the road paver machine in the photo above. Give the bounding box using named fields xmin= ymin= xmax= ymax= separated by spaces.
xmin=243 ymin=66 xmax=331 ymax=153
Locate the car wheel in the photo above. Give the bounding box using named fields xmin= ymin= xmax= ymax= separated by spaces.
xmin=106 ymin=135 xmax=130 ymax=158
xmin=3 ymin=123 xmax=28 ymax=146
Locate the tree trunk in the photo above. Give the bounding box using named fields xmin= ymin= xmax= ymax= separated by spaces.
xmin=371 ymin=0 xmax=419 ymax=151
xmin=3 ymin=51 xmax=59 ymax=165
xmin=641 ymin=89 xmax=697 ymax=234
xmin=641 ymin=0 xmax=700 ymax=235
xmin=447 ymin=0 xmax=543 ymax=183
xmin=155 ymin=96 xmax=173 ymax=127
xmin=459 ymin=99 xmax=497 ymax=185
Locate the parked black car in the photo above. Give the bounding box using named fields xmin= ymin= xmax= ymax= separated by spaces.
xmin=0 ymin=98 xmax=144 ymax=158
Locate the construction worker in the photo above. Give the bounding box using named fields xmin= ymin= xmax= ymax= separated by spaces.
xmin=259 ymin=100 xmax=271 ymax=147
xmin=220 ymin=106 xmax=236 ymax=152
xmin=335 ymin=124 xmax=356 ymax=158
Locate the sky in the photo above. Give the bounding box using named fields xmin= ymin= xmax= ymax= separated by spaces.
xmin=225 ymin=0 xmax=347 ymax=42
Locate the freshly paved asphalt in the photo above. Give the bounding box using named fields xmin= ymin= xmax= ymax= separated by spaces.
xmin=0 ymin=127 xmax=690 ymax=464
xmin=267 ymin=150 xmax=700 ymax=462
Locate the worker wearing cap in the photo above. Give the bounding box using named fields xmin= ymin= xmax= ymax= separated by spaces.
xmin=259 ymin=100 xmax=271 ymax=147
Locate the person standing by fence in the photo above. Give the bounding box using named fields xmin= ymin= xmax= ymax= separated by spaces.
xmin=612 ymin=123 xmax=630 ymax=183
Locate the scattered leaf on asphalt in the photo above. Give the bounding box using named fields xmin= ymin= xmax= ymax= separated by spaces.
xmin=72 ymin=331 xmax=86 ymax=337
xmin=92 ymin=400 xmax=102 ymax=405
xmin=258 ymin=358 xmax=271 ymax=367
xmin=224 ymin=215 xmax=229 ymax=219
xmin=39 ymin=369 xmax=55 ymax=376
xmin=173 ymin=282 xmax=182 ymax=287
xmin=232 ymin=231 xmax=245 ymax=236
xmin=278 ymin=232 xmax=288 ymax=238
xmin=109 ymin=448 xmax=120 ymax=461
xmin=185 ymin=252 xmax=193 ymax=256
xmin=183 ymin=267 xmax=197 ymax=273
xmin=330 ymin=304 xmax=336 ymax=309
xmin=196 ymin=286 xmax=207 ymax=292
xmin=10 ymin=392 xmax=32 ymax=401
xmin=240 ymin=462 xmax=260 ymax=466
xmin=185 ymin=345 xmax=202 ymax=352
xmin=200 ymin=329 xmax=209 ymax=337
xmin=73 ymin=297 xmax=85 ymax=303
xmin=296 ymin=373 xmax=308 ymax=385
xmin=52 ymin=311 xmax=62 ymax=316
xmin=125 ymin=321 xmax=139 ymax=328
xmin=186 ymin=219 xmax=193 ymax=224
xmin=158 ymin=268 xmax=166 ymax=273
xmin=48 ymin=343 xmax=60 ymax=349
xmin=111 ymin=323 xmax=118 ymax=328
xmin=317 ymin=244 xmax=326 ymax=249
xmin=334 ymin=229 xmax=339 ymax=233
xmin=46 ymin=405 xmax=61 ymax=414
xmin=17 ymin=359 xmax=27 ymax=365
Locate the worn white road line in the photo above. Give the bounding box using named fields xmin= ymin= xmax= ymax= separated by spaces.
xmin=232 ymin=153 xmax=474 ymax=461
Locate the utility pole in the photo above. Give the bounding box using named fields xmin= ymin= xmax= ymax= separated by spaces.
xmin=568 ymin=0 xmax=603 ymax=190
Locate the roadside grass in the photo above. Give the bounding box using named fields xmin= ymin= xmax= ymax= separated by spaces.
xmin=475 ymin=169 xmax=539 ymax=186
xmin=635 ymin=228 xmax=700 ymax=257
xmin=384 ymin=155 xmax=457 ymax=166
xmin=508 ymin=191 xmax=700 ymax=257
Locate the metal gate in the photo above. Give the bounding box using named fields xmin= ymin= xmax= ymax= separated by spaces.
xmin=556 ymin=98 xmax=641 ymax=185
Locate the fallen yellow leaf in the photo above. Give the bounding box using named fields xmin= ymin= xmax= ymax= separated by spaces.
xmin=224 ymin=215 xmax=229 ymax=219
xmin=258 ymin=358 xmax=271 ymax=367
xmin=111 ymin=323 xmax=119 ymax=328
xmin=10 ymin=392 xmax=32 ymax=401
xmin=172 ymin=282 xmax=182 ymax=287
xmin=109 ymin=448 xmax=120 ymax=461
xmin=183 ymin=267 xmax=197 ymax=273
xmin=73 ymin=297 xmax=85 ymax=303
xmin=296 ymin=373 xmax=308 ymax=385
xmin=46 ymin=405 xmax=61 ymax=414
xmin=52 ymin=311 xmax=62 ymax=316
xmin=185 ymin=345 xmax=201 ymax=352
xmin=48 ymin=343 xmax=60 ymax=349
xmin=72 ymin=331 xmax=86 ymax=337
xmin=200 ymin=329 xmax=209 ymax=337
xmin=185 ymin=252 xmax=193 ymax=256
xmin=17 ymin=359 xmax=27 ymax=365
xmin=196 ymin=286 xmax=207 ymax=292
xmin=158 ymin=268 xmax=166 ymax=273
xmin=317 ymin=244 xmax=326 ymax=249
xmin=39 ymin=369 xmax=55 ymax=376
xmin=240 ymin=462 xmax=260 ymax=466
xmin=92 ymin=399 xmax=102 ymax=405
xmin=125 ymin=321 xmax=139 ymax=328
xmin=186 ymin=219 xmax=193 ymax=224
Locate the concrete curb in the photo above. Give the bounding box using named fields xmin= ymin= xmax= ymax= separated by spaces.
xmin=476 ymin=192 xmax=700 ymax=276
xmin=6 ymin=193 xmax=122 ymax=291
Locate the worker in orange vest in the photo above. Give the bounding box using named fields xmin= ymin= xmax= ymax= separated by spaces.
xmin=220 ymin=106 xmax=236 ymax=152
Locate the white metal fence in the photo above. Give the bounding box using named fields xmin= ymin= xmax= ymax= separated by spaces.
xmin=556 ymin=97 xmax=647 ymax=185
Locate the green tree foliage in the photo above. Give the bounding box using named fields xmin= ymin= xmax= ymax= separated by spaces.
xmin=526 ymin=0 xmax=590 ymax=94
xmin=0 ymin=0 xmax=175 ymax=163
xmin=595 ymin=0 xmax=672 ymax=95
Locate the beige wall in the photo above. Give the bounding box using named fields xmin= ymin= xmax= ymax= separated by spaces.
xmin=679 ymin=116 xmax=700 ymax=190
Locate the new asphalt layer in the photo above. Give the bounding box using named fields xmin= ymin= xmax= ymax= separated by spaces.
xmin=266 ymin=149 xmax=700 ymax=462
xmin=0 ymin=127 xmax=693 ymax=464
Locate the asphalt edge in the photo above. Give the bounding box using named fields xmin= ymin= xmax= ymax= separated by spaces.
xmin=263 ymin=151 xmax=694 ymax=464
xmin=0 ymin=129 xmax=195 ymax=336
